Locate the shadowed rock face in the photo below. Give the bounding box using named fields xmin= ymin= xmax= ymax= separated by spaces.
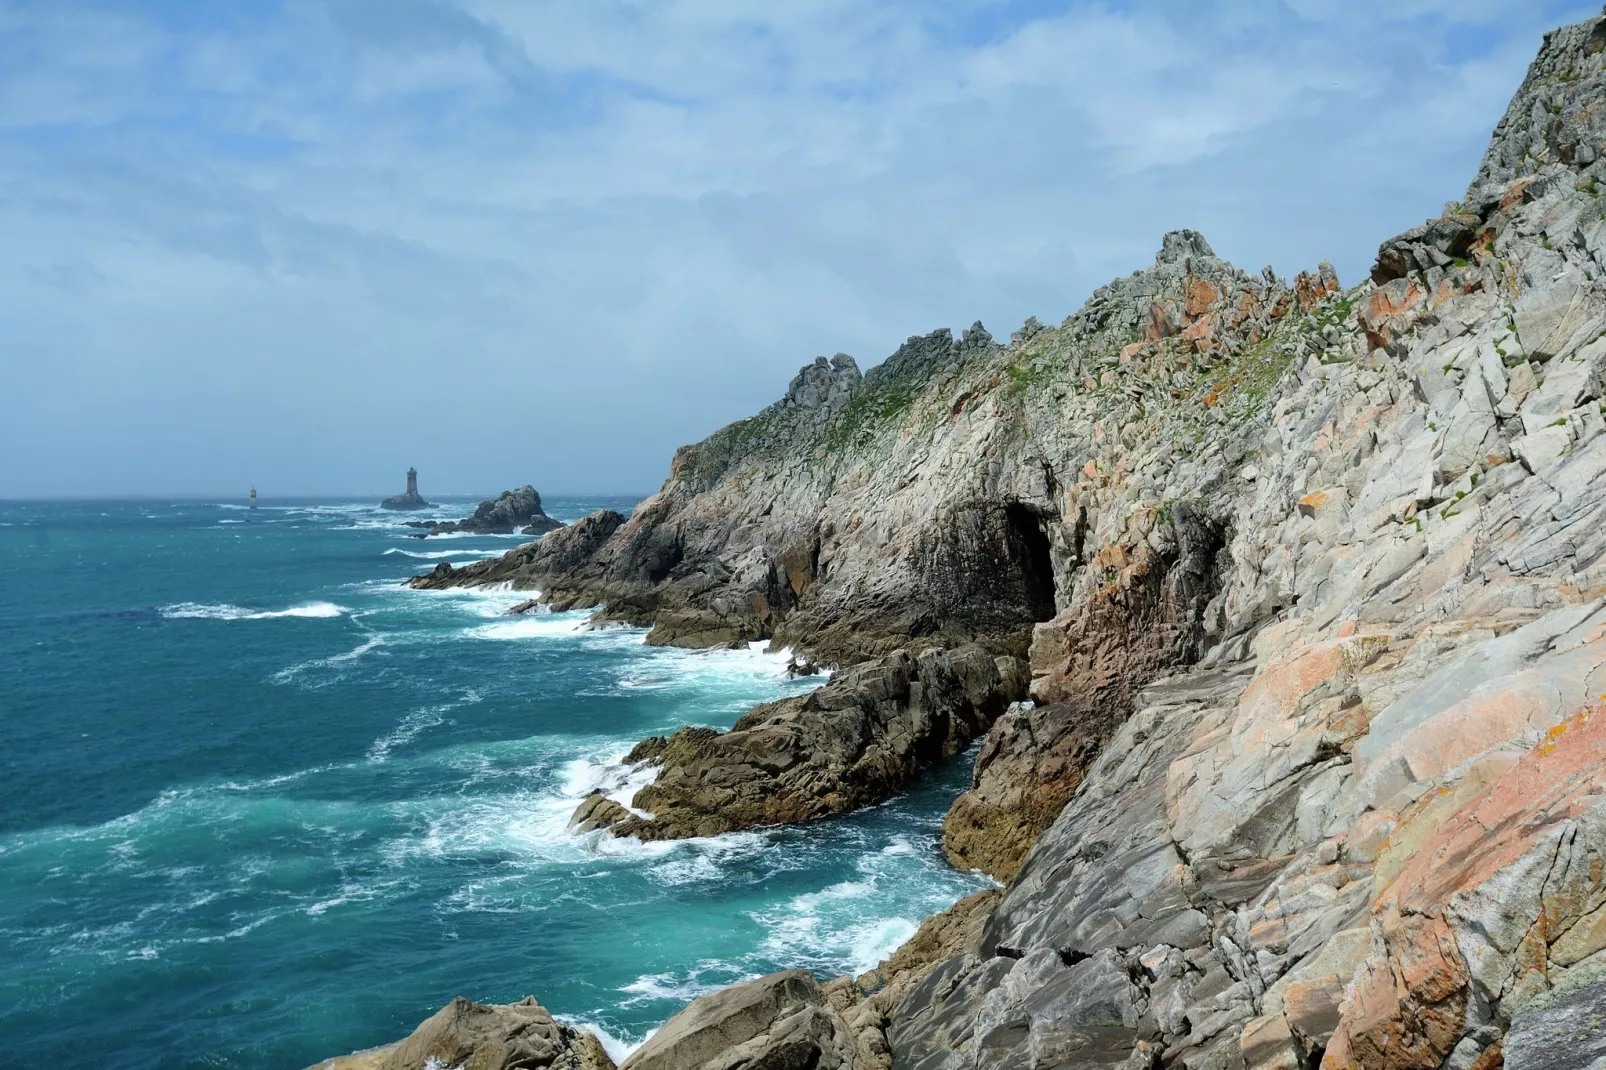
xmin=944 ymin=501 xmax=1229 ymax=880
xmin=573 ymin=645 xmax=1028 ymax=841
xmin=323 ymin=9 xmax=1606 ymax=1070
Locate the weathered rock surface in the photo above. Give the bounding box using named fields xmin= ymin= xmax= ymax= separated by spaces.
xmin=410 ymin=485 xmax=564 ymax=537
xmin=621 ymin=970 xmax=864 ymax=1070
xmin=309 ymin=995 xmax=614 ymax=1070
xmin=578 ymin=646 xmax=1027 ymax=840
xmin=1505 ymin=971 xmax=1606 ymax=1070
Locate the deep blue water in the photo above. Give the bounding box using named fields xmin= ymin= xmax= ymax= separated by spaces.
xmin=0 ymin=497 xmax=988 ymax=1070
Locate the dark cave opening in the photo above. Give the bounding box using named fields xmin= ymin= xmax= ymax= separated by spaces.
xmin=1004 ymin=501 xmax=1058 ymax=622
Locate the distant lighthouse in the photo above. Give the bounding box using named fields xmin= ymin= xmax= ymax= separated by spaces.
xmin=249 ymin=487 xmax=257 ymax=509
xmin=380 ymin=467 xmax=432 ymax=510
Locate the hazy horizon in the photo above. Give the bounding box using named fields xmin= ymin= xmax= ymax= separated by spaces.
xmin=0 ymin=487 xmax=656 ymax=501
xmin=3 ymin=0 xmax=1597 ymax=498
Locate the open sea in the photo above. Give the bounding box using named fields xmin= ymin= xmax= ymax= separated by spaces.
xmin=0 ymin=497 xmax=989 ymax=1069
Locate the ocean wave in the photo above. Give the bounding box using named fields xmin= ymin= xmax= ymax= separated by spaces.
xmin=382 ymin=547 xmax=502 ymax=560
xmin=752 ymin=879 xmax=917 ymax=976
xmin=556 ymin=1019 xmax=652 ymax=1064
xmin=467 ymin=613 xmax=623 ymax=641
xmin=619 ymin=963 xmax=757 ymax=1007
xmin=404 ymin=530 xmax=530 ymax=540
xmin=616 ymin=641 xmax=826 ymax=714
xmin=367 ymin=691 xmax=482 ymax=764
xmin=161 ymin=601 xmax=348 ymax=621
xmin=558 ymin=750 xmax=657 ymax=810
xmin=271 ymin=635 xmax=387 ymax=686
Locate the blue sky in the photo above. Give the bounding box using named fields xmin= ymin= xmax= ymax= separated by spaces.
xmin=0 ymin=0 xmax=1596 ymax=497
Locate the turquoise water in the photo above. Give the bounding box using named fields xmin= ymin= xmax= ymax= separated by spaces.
xmin=0 ymin=498 xmax=988 ymax=1069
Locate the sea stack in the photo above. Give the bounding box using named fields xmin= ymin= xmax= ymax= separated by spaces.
xmin=406 ymin=485 xmax=564 ymax=537
xmin=379 ymin=467 xmax=431 ymax=510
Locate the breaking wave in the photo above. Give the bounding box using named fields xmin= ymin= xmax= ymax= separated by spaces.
xmin=160 ymin=601 xmax=348 ymax=620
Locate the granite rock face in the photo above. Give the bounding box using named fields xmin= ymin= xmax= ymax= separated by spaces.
xmin=574 ymin=645 xmax=1027 ymax=840
xmin=410 ymin=485 xmax=564 ymax=537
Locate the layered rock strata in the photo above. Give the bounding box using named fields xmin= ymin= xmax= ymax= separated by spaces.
xmin=571 ymin=645 xmax=1027 ymax=840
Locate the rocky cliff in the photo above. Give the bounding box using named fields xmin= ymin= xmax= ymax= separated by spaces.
xmin=352 ymin=8 xmax=1606 ymax=1069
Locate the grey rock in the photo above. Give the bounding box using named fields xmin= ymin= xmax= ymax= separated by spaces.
xmin=366 ymin=995 xmax=613 ymax=1070
xmin=593 ymin=645 xmax=1026 ymax=841
xmin=415 ymin=485 xmax=563 ymax=537
xmin=621 ymin=970 xmax=863 ymax=1070
xmin=1506 ymin=972 xmax=1606 ymax=1070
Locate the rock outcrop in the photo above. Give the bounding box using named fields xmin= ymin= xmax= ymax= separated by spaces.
xmin=620 ymin=971 xmax=864 ymax=1070
xmin=574 ymin=645 xmax=1027 ymax=840
xmin=309 ymin=995 xmax=614 ymax=1070
xmin=348 ymin=8 xmax=1606 ymax=1069
xmin=409 ymin=485 xmax=564 ymax=537
xmin=381 ymin=467 xmax=432 ymax=510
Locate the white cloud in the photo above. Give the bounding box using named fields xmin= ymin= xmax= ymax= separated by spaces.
xmin=0 ymin=0 xmax=1599 ymax=495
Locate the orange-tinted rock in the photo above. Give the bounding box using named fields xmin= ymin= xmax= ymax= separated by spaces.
xmin=1186 ymin=278 xmax=1221 ymax=318
xmin=1325 ymin=705 xmax=1606 ymax=1069
xmin=1294 ymin=262 xmax=1341 ymax=310
xmin=1359 ymin=278 xmax=1423 ymax=351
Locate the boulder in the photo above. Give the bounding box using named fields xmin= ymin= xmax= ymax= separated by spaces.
xmin=620 ymin=971 xmax=863 ymax=1070
xmin=417 ymin=485 xmax=564 ymax=537
xmin=310 ymin=995 xmax=614 ymax=1070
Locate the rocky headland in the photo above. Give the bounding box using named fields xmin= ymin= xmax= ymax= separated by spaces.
xmin=407 ymin=485 xmax=564 ymax=538
xmin=339 ymin=10 xmax=1606 ymax=1069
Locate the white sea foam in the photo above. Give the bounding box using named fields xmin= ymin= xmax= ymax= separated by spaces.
xmin=402 ymin=530 xmax=530 ymax=541
xmin=161 ymin=601 xmax=348 ymax=621
xmin=272 ymin=635 xmax=386 ymax=685
xmin=382 ymin=547 xmax=501 ymax=561
xmin=368 ymin=691 xmax=482 ymax=763
xmin=470 ymin=616 xmax=583 ymax=640
xmin=620 ymin=965 xmax=753 ymax=1005
xmin=557 ymin=1020 xmax=652 ymax=1064
xmin=752 ymin=878 xmax=923 ymax=976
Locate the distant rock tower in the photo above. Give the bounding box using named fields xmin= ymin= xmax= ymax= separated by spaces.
xmin=381 ymin=467 xmax=432 ymax=510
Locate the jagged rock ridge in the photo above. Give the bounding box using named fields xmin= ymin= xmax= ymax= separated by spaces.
xmin=332 ymin=8 xmax=1606 ymax=1070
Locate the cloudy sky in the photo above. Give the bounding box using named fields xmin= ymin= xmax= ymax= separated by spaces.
xmin=0 ymin=0 xmax=1595 ymax=497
